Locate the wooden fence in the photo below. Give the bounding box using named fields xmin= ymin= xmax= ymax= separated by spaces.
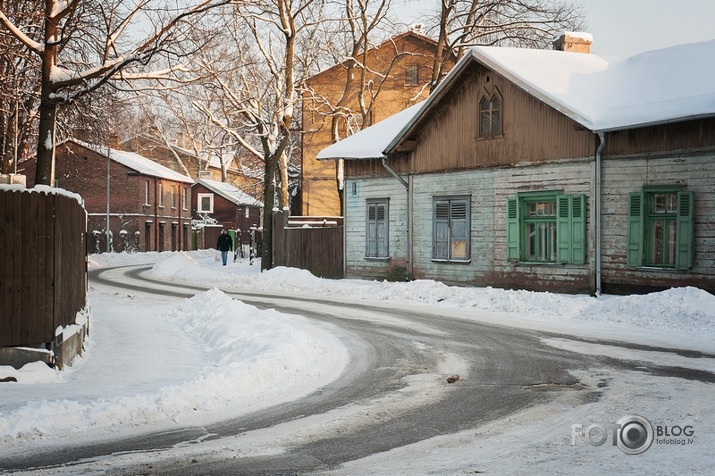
xmin=272 ymin=211 xmax=344 ymax=279
xmin=0 ymin=188 xmax=87 ymax=347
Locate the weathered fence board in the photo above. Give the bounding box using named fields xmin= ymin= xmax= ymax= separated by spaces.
xmin=0 ymin=189 xmax=87 ymax=347
xmin=272 ymin=211 xmax=344 ymax=279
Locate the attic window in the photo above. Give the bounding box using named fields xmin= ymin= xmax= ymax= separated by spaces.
xmin=405 ymin=65 xmax=419 ymax=87
xmin=479 ymin=92 xmax=502 ymax=138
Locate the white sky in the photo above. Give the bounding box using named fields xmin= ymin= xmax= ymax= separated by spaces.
xmin=396 ymin=0 xmax=715 ymax=57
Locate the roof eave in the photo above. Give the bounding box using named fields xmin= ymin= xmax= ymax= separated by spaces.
xmin=594 ymin=112 xmax=715 ymax=133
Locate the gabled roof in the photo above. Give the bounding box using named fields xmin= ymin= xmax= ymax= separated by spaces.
xmin=305 ymin=30 xmax=439 ymax=84
xmin=465 ymin=39 xmax=715 ymax=132
xmin=316 ymin=101 xmax=425 ymax=160
xmin=193 ymin=178 xmax=262 ymax=207
xmin=119 ymin=133 xmax=201 ymax=159
xmin=317 ymin=39 xmax=715 ymax=161
xmin=66 ymin=139 xmax=194 ymax=183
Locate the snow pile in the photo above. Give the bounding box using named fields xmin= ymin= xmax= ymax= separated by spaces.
xmin=141 ymin=251 xmax=715 ymax=348
xmin=0 ymin=288 xmax=347 ymax=444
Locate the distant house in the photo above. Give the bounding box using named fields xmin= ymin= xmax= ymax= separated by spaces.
xmin=120 ymin=132 xmax=204 ymax=179
xmin=122 ymin=132 xmax=264 ymax=203
xmin=301 ymin=27 xmax=455 ymax=217
xmin=318 ymin=33 xmax=715 ymax=295
xmin=192 ymin=177 xmax=263 ymax=233
xmin=20 ymin=138 xmax=193 ymax=253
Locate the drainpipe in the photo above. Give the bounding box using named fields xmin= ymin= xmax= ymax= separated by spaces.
xmin=154 ymin=177 xmax=159 ymax=251
xmin=381 ymin=157 xmax=408 ymax=188
xmin=381 ymin=157 xmax=411 ymax=279
xmin=595 ymin=132 xmax=606 ymax=296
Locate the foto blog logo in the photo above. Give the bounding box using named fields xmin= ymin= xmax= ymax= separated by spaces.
xmin=571 ymin=415 xmax=654 ymax=455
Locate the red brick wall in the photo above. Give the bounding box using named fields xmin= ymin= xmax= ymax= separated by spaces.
xmin=21 ymin=140 xmax=192 ymax=253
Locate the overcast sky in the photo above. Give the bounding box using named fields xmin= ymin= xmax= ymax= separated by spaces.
xmin=397 ymin=0 xmax=715 ymax=57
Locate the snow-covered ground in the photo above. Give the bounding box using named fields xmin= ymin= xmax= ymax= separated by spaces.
xmin=1 ymin=250 xmax=714 ymax=474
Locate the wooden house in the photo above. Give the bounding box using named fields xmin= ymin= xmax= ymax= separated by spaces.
xmin=301 ymin=27 xmax=455 ymax=217
xmin=318 ymin=33 xmax=715 ymax=295
xmin=20 ymin=139 xmax=193 ymax=253
xmin=192 ymin=177 xmax=263 ymax=233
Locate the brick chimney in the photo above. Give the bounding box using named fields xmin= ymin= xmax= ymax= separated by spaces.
xmin=553 ymin=32 xmax=593 ymax=53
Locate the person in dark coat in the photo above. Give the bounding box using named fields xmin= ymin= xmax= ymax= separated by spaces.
xmin=216 ymin=229 xmax=233 ymax=266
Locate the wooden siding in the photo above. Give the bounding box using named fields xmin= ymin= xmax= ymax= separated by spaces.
xmin=1 ymin=189 xmax=87 ymax=347
xmin=407 ymin=64 xmax=595 ymax=173
xmin=605 ymin=118 xmax=715 ymax=157
xmin=409 ymin=159 xmax=594 ymax=293
xmin=601 ymin=152 xmax=715 ymax=293
xmin=345 ymin=177 xmax=409 ymax=280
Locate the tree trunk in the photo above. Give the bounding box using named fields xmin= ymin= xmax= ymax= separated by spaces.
xmin=35 ymin=88 xmax=57 ymax=186
xmin=35 ymin=3 xmax=59 ymax=186
xmin=279 ymin=149 xmax=289 ymax=210
xmin=261 ymin=152 xmax=277 ymax=271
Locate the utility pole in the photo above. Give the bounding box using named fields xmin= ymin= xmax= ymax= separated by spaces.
xmin=106 ymin=143 xmax=111 ymax=252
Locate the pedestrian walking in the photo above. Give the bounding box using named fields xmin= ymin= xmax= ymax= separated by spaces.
xmin=216 ymin=229 xmax=233 ymax=266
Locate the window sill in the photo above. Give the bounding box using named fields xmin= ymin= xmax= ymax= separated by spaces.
xmin=634 ymin=266 xmax=683 ymax=272
xmin=364 ymin=256 xmax=390 ymax=261
xmin=516 ymin=261 xmax=562 ymax=266
xmin=431 ymin=258 xmax=472 ymax=264
xmin=475 ymin=134 xmax=504 ymax=141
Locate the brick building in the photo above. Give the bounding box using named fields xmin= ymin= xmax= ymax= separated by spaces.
xmin=301 ymin=28 xmax=455 ymax=216
xmin=20 ymin=139 xmax=193 ymax=253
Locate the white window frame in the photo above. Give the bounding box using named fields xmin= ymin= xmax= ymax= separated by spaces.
xmin=197 ymin=193 xmax=214 ymax=213
xmin=144 ymin=180 xmax=151 ymax=205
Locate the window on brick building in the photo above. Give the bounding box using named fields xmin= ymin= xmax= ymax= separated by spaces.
xmin=405 ymin=65 xmax=419 ymax=87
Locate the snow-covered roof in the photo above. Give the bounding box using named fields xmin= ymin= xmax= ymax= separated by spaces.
xmin=318 ymin=39 xmax=715 ymax=161
xmin=194 ymin=178 xmax=262 ymax=207
xmin=316 ymin=101 xmax=426 ymax=160
xmin=467 ymin=38 xmax=715 ymax=132
xmin=69 ymin=139 xmax=193 ymax=183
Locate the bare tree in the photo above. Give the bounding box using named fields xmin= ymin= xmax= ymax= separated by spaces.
xmin=0 ymin=0 xmax=234 ymax=186
xmin=303 ymin=0 xmax=424 ymax=213
xmin=180 ymin=0 xmax=325 ymax=270
xmin=0 ymin=1 xmax=42 ymax=174
xmin=428 ymin=0 xmax=585 ymax=89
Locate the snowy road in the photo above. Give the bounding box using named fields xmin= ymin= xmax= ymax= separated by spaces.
xmin=3 ymin=255 xmax=715 ymax=475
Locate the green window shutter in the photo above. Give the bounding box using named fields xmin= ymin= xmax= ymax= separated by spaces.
xmin=627 ymin=192 xmax=645 ymax=267
xmin=675 ymin=191 xmax=694 ymax=270
xmin=556 ymin=195 xmax=572 ymax=263
xmin=506 ymin=197 xmax=519 ymax=260
xmin=571 ymin=194 xmax=586 ymax=264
